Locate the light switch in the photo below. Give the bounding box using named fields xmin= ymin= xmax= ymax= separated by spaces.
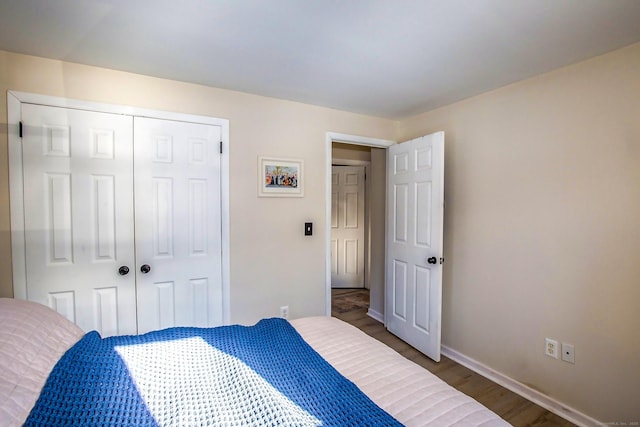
xmin=304 ymin=222 xmax=313 ymax=236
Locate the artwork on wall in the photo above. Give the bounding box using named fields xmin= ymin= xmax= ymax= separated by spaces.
xmin=258 ymin=156 xmax=304 ymax=197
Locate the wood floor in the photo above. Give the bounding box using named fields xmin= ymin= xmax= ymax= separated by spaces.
xmin=331 ymin=288 xmax=576 ymax=427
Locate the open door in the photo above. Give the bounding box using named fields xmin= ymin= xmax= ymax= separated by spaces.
xmin=385 ymin=132 xmax=444 ymax=362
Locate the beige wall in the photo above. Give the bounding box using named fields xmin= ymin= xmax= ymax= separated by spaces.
xmin=0 ymin=51 xmax=397 ymax=324
xmin=400 ymin=42 xmax=640 ymax=422
xmin=368 ymin=148 xmax=386 ymax=316
xmin=2 ymin=42 xmax=639 ymax=422
xmin=332 ymin=142 xmax=372 ymax=162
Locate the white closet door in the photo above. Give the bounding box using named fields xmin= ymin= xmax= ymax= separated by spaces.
xmin=331 ymin=165 xmax=365 ymax=288
xmin=134 ymin=117 xmax=223 ymax=333
xmin=21 ymin=104 xmax=137 ymax=336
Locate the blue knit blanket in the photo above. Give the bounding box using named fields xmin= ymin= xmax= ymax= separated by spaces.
xmin=26 ymin=318 xmax=401 ymax=426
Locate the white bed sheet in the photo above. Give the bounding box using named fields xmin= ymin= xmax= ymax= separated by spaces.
xmin=292 ymin=316 xmax=510 ymax=427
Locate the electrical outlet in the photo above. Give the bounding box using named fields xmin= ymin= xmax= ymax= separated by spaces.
xmin=561 ymin=343 xmax=575 ymax=364
xmin=280 ymin=305 xmax=289 ymax=319
xmin=545 ymin=338 xmax=558 ymax=359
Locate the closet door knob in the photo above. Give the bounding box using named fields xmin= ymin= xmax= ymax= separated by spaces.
xmin=140 ymin=264 xmax=151 ymax=274
xmin=427 ymin=257 xmax=437 ymax=265
xmin=118 ymin=266 xmax=130 ymax=275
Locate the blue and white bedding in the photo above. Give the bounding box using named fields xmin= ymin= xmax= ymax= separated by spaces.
xmin=2 ymin=298 xmax=509 ymax=427
xmin=24 ymin=318 xmax=401 ymax=427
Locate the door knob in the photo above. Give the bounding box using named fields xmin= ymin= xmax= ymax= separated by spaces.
xmin=118 ymin=266 xmax=130 ymax=275
xmin=140 ymin=264 xmax=151 ymax=274
xmin=427 ymin=257 xmax=437 ymax=265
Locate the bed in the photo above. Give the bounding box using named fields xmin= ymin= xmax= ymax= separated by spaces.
xmin=0 ymin=298 xmax=510 ymax=426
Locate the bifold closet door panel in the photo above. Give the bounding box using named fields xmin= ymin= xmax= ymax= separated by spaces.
xmin=21 ymin=103 xmax=137 ymax=336
xmin=133 ymin=117 xmax=223 ymax=334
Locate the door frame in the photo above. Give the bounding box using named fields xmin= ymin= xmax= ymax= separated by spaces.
xmin=324 ymin=132 xmax=394 ymax=316
xmin=7 ymin=90 xmax=231 ymax=324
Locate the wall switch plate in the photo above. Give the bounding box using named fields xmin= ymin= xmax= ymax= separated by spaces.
xmin=304 ymin=222 xmax=312 ymax=236
xmin=545 ymin=338 xmax=559 ymax=359
xmin=561 ymin=343 xmax=575 ymax=363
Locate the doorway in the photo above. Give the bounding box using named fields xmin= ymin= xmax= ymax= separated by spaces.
xmin=331 ymin=148 xmax=368 ymax=289
xmin=325 ymin=133 xmax=394 ymax=323
xmin=327 ymin=131 xmax=445 ymax=361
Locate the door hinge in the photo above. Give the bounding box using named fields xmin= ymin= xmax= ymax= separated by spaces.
xmin=19 ymin=121 xmax=23 ymax=138
xmin=219 ymin=141 xmax=223 ymax=154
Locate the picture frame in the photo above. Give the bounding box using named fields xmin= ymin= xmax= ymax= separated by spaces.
xmin=258 ymin=156 xmax=304 ymax=197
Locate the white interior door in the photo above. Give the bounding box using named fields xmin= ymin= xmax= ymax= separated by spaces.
xmin=21 ymin=104 xmax=137 ymax=336
xmin=386 ymin=132 xmax=444 ymax=361
xmin=134 ymin=117 xmax=223 ymax=333
xmin=331 ymin=165 xmax=365 ymax=288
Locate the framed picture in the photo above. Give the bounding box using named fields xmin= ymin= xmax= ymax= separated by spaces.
xmin=258 ymin=156 xmax=304 ymax=197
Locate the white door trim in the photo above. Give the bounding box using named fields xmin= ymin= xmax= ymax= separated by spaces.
xmin=7 ymin=90 xmax=231 ymax=324
xmin=331 ymin=159 xmax=371 ymax=167
xmin=324 ymin=132 xmax=394 ymax=316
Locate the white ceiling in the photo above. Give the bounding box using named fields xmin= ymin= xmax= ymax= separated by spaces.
xmin=1 ymin=0 xmax=640 ymax=119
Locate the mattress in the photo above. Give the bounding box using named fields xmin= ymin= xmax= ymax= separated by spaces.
xmin=291 ymin=317 xmax=509 ymax=426
xmin=0 ymin=298 xmax=509 ymax=426
xmin=0 ymin=298 xmax=84 ymax=427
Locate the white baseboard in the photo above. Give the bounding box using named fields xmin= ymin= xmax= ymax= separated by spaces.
xmin=367 ymin=308 xmax=384 ymax=323
xmin=441 ymin=345 xmax=604 ymax=427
